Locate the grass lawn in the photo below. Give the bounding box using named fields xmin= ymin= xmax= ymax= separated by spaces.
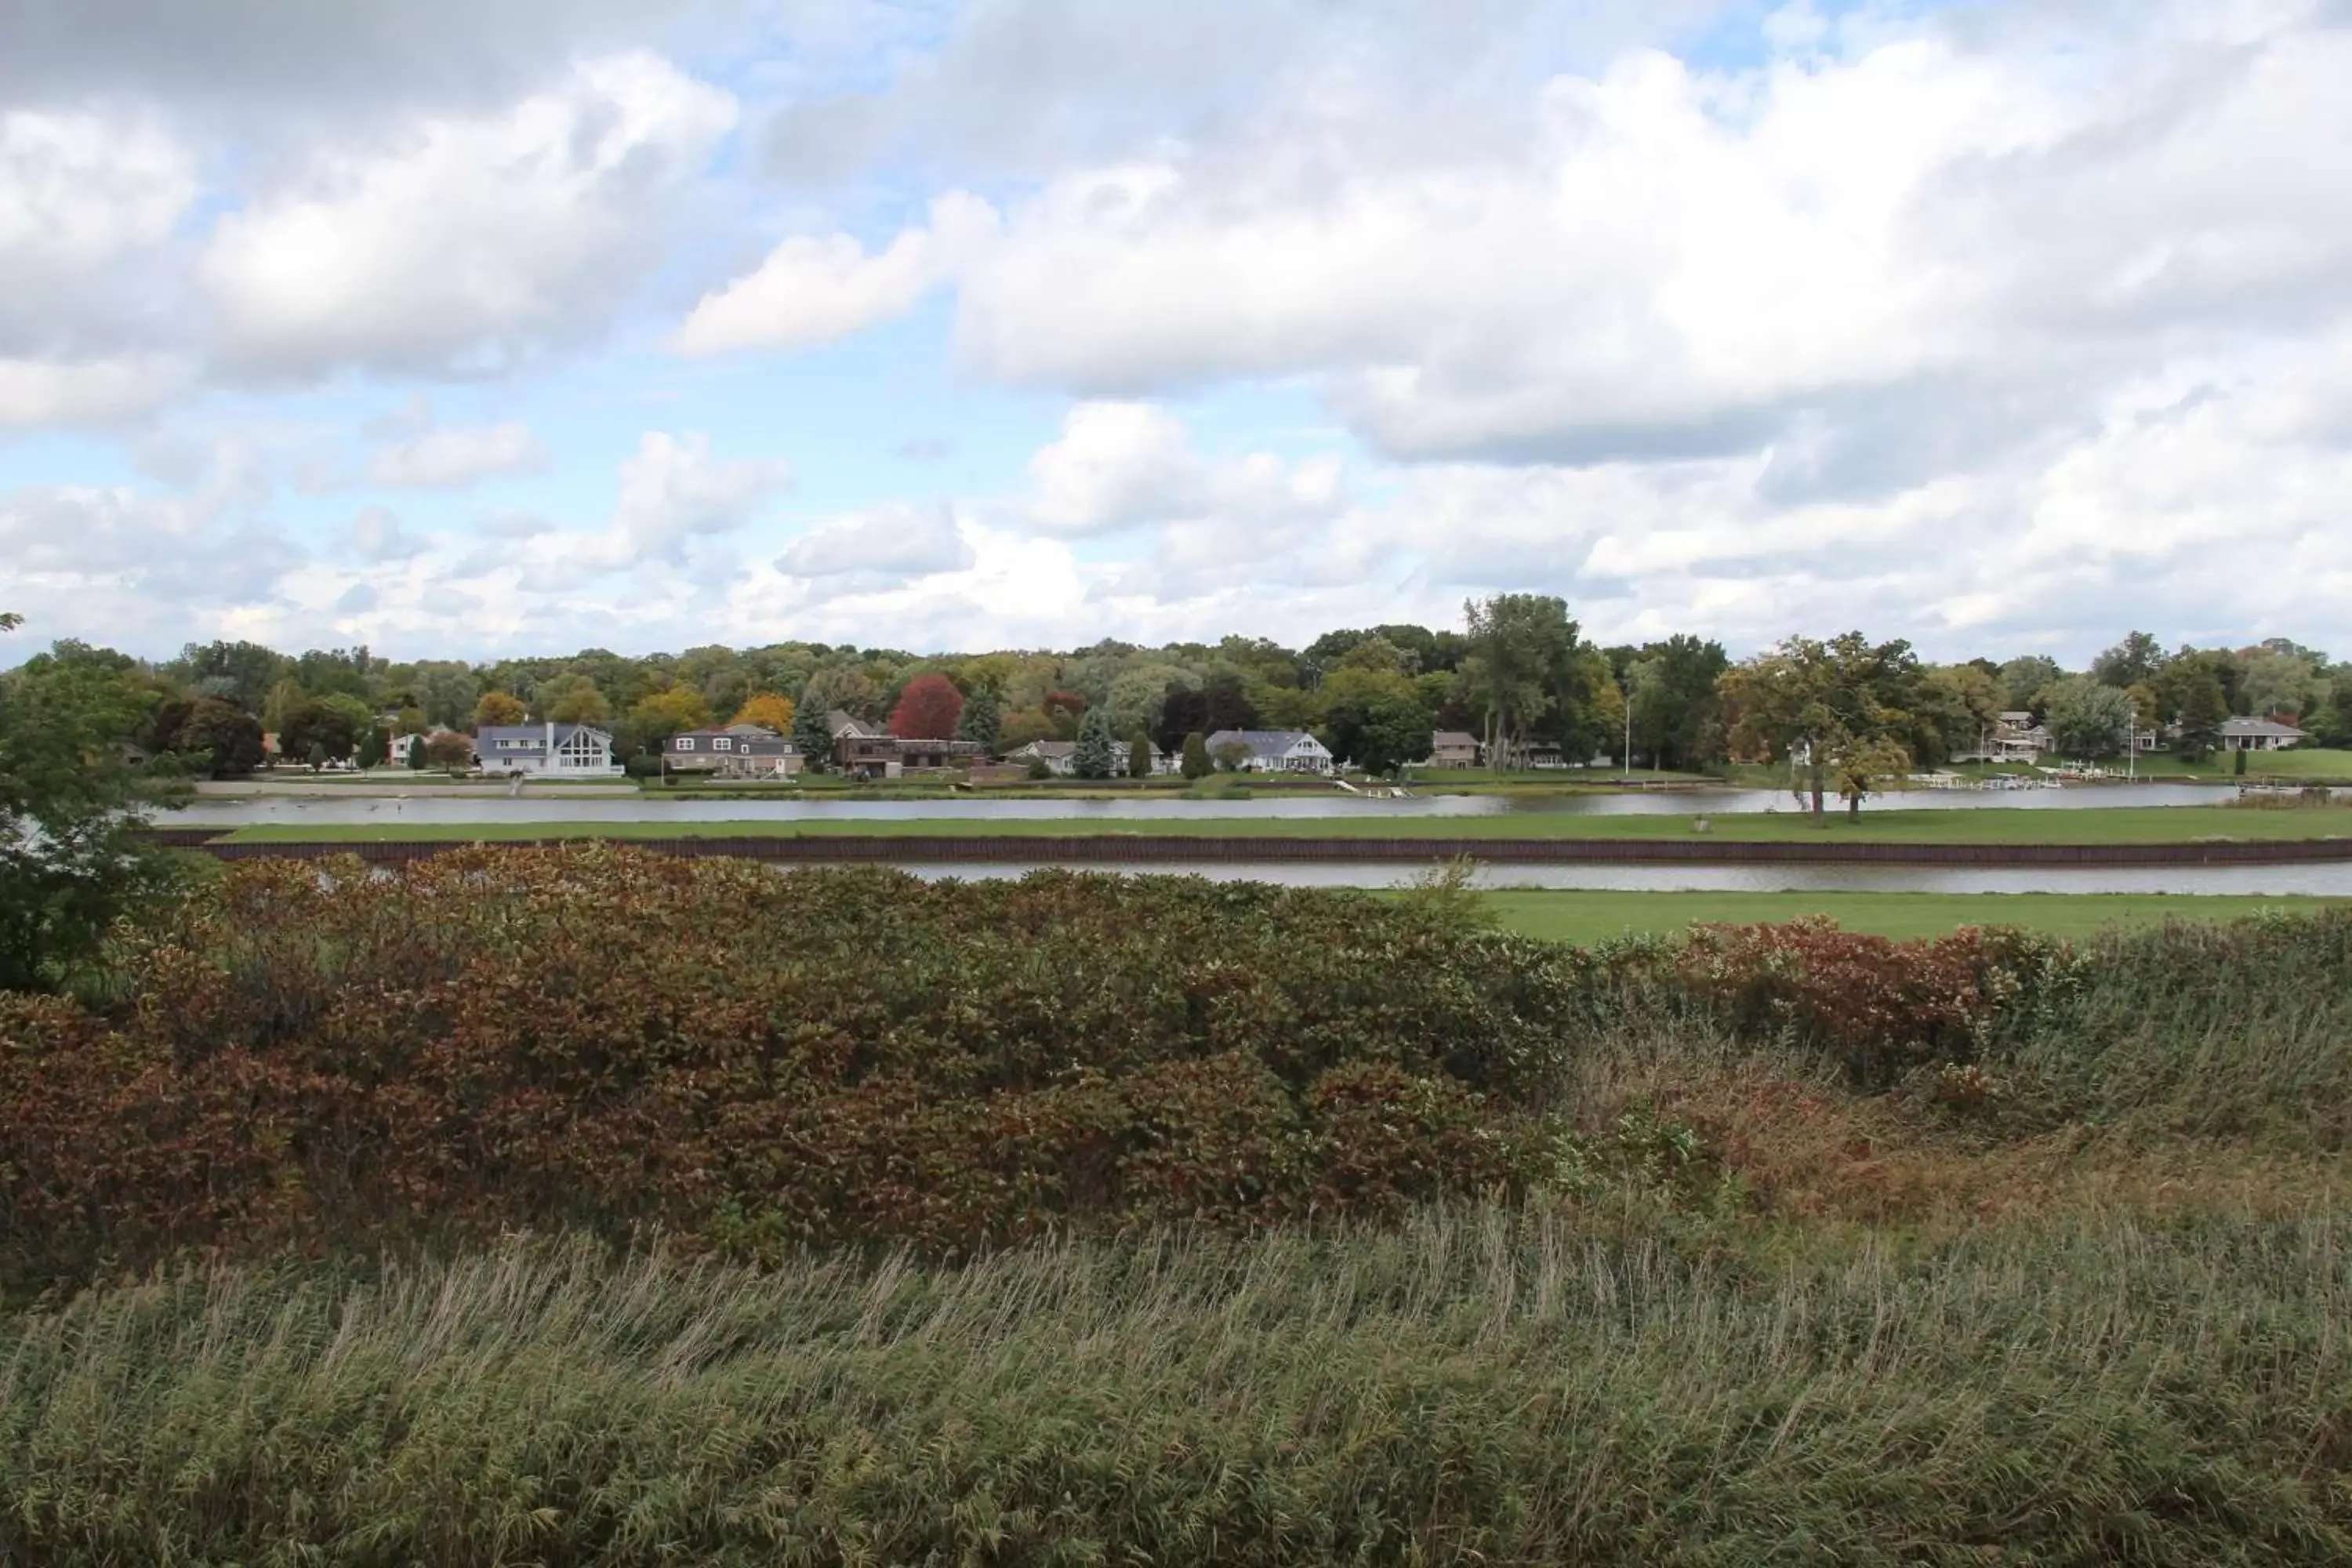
xmin=1479 ymin=889 xmax=2349 ymax=944
xmin=221 ymin=803 xmax=2352 ymax=845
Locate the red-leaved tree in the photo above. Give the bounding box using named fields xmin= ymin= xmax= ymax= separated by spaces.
xmin=888 ymin=673 xmax=965 ymax=740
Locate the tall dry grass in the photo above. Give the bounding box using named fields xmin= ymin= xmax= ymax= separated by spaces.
xmin=7 ymin=1208 xmax=2352 ymax=1566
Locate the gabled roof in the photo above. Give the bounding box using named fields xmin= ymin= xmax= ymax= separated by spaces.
xmin=1431 ymin=731 xmax=1479 ymax=748
xmin=1206 ymin=728 xmax=1328 ymax=759
xmin=2223 ymin=717 xmax=2307 ymax=739
xmin=828 ymin=710 xmax=884 ymax=739
xmin=476 ymin=723 xmax=612 ymax=747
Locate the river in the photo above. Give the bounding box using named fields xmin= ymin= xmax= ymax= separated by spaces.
xmin=875 ymin=861 xmax=2352 ymax=895
xmin=161 ymin=780 xmax=2286 ymax=829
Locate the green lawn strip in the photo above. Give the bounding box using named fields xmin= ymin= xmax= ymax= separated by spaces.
xmin=1477 ymin=889 xmax=2348 ymax=945
xmin=220 ymin=804 xmax=2352 ymax=845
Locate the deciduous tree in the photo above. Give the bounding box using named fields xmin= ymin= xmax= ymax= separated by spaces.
xmin=888 ymin=673 xmax=964 ymax=740
xmin=2051 ymin=677 xmax=2145 ymax=761
xmin=1722 ymin=633 xmax=1922 ymax=824
xmin=0 ymin=619 xmax=182 ymax=990
xmin=731 ymin=693 xmax=796 ymax=733
xmin=473 ymin=691 xmax=526 ymax=728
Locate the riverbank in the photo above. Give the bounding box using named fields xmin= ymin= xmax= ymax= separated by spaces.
xmin=1482 ymin=888 xmax=2348 ymax=943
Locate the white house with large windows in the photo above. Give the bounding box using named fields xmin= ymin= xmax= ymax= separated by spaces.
xmin=474 ymin=721 xmax=622 ymax=777
xmin=1204 ymin=729 xmax=1335 ymax=774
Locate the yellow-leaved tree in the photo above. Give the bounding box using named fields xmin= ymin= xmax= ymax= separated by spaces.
xmin=731 ymin=692 xmax=795 ymax=733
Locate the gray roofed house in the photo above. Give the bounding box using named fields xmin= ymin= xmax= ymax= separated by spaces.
xmin=474 ymin=721 xmax=622 ymax=777
xmin=2221 ymin=717 xmax=2307 ymax=753
xmin=1204 ymin=729 xmax=1334 ymax=774
xmin=664 ymin=724 xmax=799 ymax=778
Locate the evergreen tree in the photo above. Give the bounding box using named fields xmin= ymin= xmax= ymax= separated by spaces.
xmin=2175 ymin=673 xmax=2228 ymax=761
xmin=1127 ymin=726 xmax=1155 ymax=779
xmin=957 ymin=685 xmax=1003 ymax=757
xmin=1073 ymin=707 xmax=1116 ymax=779
xmin=791 ymin=701 xmax=834 ymax=775
xmin=1181 ymin=731 xmax=1211 ymax=779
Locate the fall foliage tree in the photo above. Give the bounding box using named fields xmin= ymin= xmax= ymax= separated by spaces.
xmin=473 ymin=691 xmax=526 ymax=729
xmin=889 ymin=673 xmax=965 ymax=740
xmin=423 ymin=731 xmax=475 ymax=771
xmin=731 ymin=693 xmax=796 ymax=733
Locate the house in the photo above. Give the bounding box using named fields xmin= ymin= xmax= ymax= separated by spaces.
xmin=825 ymin=711 xmax=984 ymax=778
xmin=1204 ymin=729 xmax=1334 ymax=774
xmin=474 ymin=721 xmax=622 ymax=777
xmin=665 ymin=724 xmax=799 ymax=779
xmin=1955 ymin=712 xmax=2052 ymax=764
xmin=387 ymin=732 xmax=423 ymax=766
xmin=1002 ymin=739 xmax=1175 ymax=775
xmin=1422 ymin=731 xmax=1482 ymax=768
xmin=2222 ymin=717 xmax=2307 ymax=753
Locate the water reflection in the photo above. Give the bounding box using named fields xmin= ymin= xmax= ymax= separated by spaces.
xmin=165 ymin=779 xmax=2289 ymax=829
xmin=880 ymin=861 xmax=2352 ymax=896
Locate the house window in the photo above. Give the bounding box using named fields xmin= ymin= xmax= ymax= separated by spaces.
xmin=677 ymin=738 xmax=695 ymax=751
xmin=715 ymin=738 xmax=733 ymax=751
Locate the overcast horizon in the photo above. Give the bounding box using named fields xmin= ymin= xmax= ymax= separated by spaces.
xmin=3 ymin=0 xmax=2349 ymax=667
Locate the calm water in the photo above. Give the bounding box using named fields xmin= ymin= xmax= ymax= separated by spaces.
xmin=163 ymin=780 xmax=2273 ymax=829
xmin=880 ymin=862 xmax=2352 ymax=896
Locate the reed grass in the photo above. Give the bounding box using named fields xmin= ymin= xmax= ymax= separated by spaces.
xmin=7 ymin=1208 xmax=2352 ymax=1566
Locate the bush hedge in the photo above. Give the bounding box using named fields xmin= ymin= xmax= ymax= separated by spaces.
xmin=5 ymin=845 xmax=2347 ymax=1287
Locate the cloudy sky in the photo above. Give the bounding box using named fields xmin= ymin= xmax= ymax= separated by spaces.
xmin=2 ymin=0 xmax=2347 ymax=665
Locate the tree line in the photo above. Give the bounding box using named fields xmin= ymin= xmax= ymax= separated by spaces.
xmin=8 ymin=607 xmax=2347 ymax=789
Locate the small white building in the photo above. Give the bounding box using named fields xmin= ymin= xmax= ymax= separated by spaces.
xmin=474 ymin=721 xmax=622 ymax=777
xmin=1205 ymin=729 xmax=1334 ymax=774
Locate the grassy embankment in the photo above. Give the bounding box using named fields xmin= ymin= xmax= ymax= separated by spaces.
xmin=10 ymin=853 xmax=2352 ymax=1561
xmin=221 ymin=801 xmax=2352 ymax=844
xmin=1483 ymin=888 xmax=2348 ymax=943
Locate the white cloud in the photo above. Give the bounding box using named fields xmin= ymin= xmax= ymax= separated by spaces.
xmin=586 ymin=430 xmax=792 ymax=568
xmin=0 ymin=355 xmax=194 ymax=428
xmin=347 ymin=505 xmax=426 ymax=562
xmin=367 ymin=420 xmax=546 ymax=488
xmin=0 ymin=109 xmax=194 ymax=279
xmin=671 ymin=191 xmax=999 ymax=355
xmin=946 ymin=3 xmax=2352 ymax=477
xmin=0 ymin=481 xmax=303 ymax=651
xmin=776 ymin=501 xmax=974 ymax=579
xmin=1025 ymin=401 xmax=1203 ymax=533
xmin=200 ymin=52 xmax=736 ymax=376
